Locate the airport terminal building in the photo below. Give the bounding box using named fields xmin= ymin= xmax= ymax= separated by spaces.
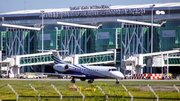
xmin=1 ymin=2 xmax=180 ymax=78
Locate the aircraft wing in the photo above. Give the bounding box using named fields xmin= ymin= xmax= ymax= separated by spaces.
xmin=43 ymin=73 xmax=86 ymax=77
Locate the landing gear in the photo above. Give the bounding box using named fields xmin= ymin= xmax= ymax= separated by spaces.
xmin=116 ymin=79 xmax=119 ymax=84
xmin=70 ymin=77 xmax=75 ymax=83
xmin=88 ymin=79 xmax=94 ymax=83
xmin=80 ymin=78 xmax=86 ymax=81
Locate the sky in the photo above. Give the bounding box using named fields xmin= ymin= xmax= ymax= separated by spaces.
xmin=0 ymin=0 xmax=180 ymax=14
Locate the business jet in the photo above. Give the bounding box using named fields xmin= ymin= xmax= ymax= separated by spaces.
xmin=51 ymin=52 xmax=124 ymax=84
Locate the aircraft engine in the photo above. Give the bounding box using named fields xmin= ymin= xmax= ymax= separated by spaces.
xmin=53 ymin=64 xmax=69 ymax=72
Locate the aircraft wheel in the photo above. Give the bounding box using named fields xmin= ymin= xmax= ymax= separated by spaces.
xmin=71 ymin=77 xmax=75 ymax=83
xmin=116 ymin=79 xmax=119 ymax=84
xmin=71 ymin=80 xmax=75 ymax=83
xmin=88 ymin=79 xmax=94 ymax=83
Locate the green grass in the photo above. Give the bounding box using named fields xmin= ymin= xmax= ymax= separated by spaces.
xmin=156 ymin=92 xmax=180 ymax=98
xmin=100 ymin=84 xmax=129 ymax=97
xmin=126 ymin=86 xmax=155 ymax=98
xmin=0 ymin=80 xmax=180 ymax=100
xmin=95 ymin=81 xmax=180 ymax=85
xmin=0 ymin=84 xmax=17 ymax=100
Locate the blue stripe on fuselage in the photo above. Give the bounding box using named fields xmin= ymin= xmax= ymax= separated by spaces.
xmin=54 ymin=69 xmax=103 ymax=79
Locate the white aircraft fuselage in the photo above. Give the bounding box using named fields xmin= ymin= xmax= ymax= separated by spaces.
xmin=52 ymin=52 xmax=124 ymax=83
xmin=53 ymin=64 xmax=124 ymax=79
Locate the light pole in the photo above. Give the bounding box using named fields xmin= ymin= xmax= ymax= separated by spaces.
xmin=150 ymin=4 xmax=155 ymax=74
xmin=150 ymin=4 xmax=155 ymax=53
xmin=156 ymin=10 xmax=166 ymax=76
xmin=40 ymin=10 xmax=44 ymax=53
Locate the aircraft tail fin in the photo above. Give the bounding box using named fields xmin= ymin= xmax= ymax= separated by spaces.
xmin=52 ymin=52 xmax=63 ymax=64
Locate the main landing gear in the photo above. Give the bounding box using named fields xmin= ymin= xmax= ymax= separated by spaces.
xmin=70 ymin=77 xmax=75 ymax=83
xmin=70 ymin=77 xmax=94 ymax=84
xmin=88 ymin=79 xmax=94 ymax=84
xmin=116 ymin=79 xmax=119 ymax=84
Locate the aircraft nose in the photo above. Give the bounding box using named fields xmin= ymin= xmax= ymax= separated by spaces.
xmin=111 ymin=71 xmax=124 ymax=78
xmin=119 ymin=73 xmax=125 ymax=78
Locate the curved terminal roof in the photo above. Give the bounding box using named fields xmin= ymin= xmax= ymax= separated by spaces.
xmin=0 ymin=2 xmax=180 ymax=26
xmin=1 ymin=2 xmax=180 ymax=16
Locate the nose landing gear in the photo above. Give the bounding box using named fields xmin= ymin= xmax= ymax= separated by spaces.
xmin=116 ymin=79 xmax=119 ymax=84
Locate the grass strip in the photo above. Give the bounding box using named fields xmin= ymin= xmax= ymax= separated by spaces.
xmin=0 ymin=80 xmax=180 ymax=100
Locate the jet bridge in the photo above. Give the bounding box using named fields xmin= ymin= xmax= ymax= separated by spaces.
xmin=15 ymin=50 xmax=116 ymax=67
xmin=0 ymin=58 xmax=15 ymax=78
xmin=123 ymin=50 xmax=180 ymax=75
xmin=74 ymin=50 xmax=116 ymax=65
xmin=15 ymin=52 xmax=54 ymax=67
xmin=0 ymin=50 xmax=116 ymax=78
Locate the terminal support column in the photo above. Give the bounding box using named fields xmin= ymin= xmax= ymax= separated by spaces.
xmin=167 ymin=53 xmax=169 ymax=76
xmin=41 ymin=65 xmax=45 ymax=72
xmin=55 ymin=27 xmax=58 ymax=49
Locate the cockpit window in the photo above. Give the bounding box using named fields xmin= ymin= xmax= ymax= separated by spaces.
xmin=112 ymin=69 xmax=117 ymax=71
xmin=108 ymin=69 xmax=117 ymax=71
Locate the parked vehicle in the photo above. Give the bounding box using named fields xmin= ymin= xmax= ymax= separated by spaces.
xmin=18 ymin=72 xmax=47 ymax=79
xmin=19 ymin=73 xmax=38 ymax=79
xmin=1 ymin=71 xmax=8 ymax=78
xmin=18 ymin=73 xmax=27 ymax=79
xmin=36 ymin=73 xmax=46 ymax=78
xmin=2 ymin=73 xmax=8 ymax=78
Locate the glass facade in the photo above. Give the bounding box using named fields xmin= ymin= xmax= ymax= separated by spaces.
xmin=121 ymin=27 xmax=151 ymax=55
xmin=160 ymin=27 xmax=180 ymax=51
xmin=38 ymin=30 xmax=56 ymax=50
xmin=0 ymin=25 xmax=180 ymax=55
xmin=166 ymin=20 xmax=180 ymax=27
xmin=1 ymin=24 xmax=180 ymax=66
xmin=0 ymin=31 xmax=38 ymax=57
xmin=96 ymin=29 xmax=116 ymax=52
xmin=37 ymin=29 xmax=96 ymax=55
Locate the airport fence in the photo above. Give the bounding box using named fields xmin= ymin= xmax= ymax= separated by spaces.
xmin=0 ymin=83 xmax=180 ymax=101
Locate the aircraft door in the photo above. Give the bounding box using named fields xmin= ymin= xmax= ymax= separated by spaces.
xmin=108 ymin=69 xmax=112 ymax=77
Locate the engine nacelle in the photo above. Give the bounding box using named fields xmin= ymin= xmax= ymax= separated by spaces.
xmin=53 ymin=64 xmax=69 ymax=72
